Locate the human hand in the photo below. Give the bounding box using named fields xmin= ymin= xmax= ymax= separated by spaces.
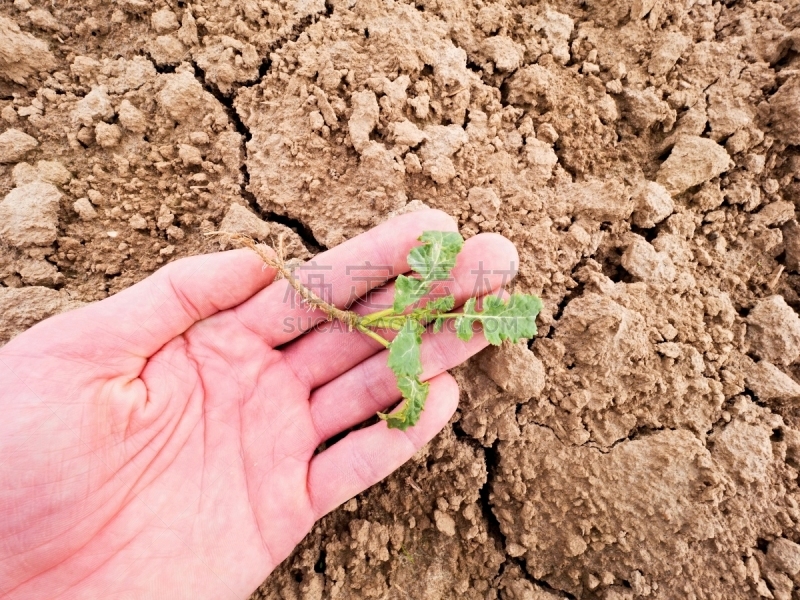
xmin=0 ymin=210 xmax=519 ymax=599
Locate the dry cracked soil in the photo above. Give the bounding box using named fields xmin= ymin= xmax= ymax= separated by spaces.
xmin=2 ymin=0 xmax=800 ymax=598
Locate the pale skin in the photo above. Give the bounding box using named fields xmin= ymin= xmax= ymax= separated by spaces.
xmin=0 ymin=210 xmax=519 ymax=599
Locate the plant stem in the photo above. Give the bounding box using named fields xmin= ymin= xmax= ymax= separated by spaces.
xmin=357 ymin=325 xmax=390 ymax=347
xmin=367 ymin=318 xmax=407 ymax=330
xmin=363 ymin=312 xmax=467 ymax=332
xmin=360 ymin=307 xmax=395 ymax=326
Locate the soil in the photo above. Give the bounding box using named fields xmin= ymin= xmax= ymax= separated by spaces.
xmin=2 ymin=0 xmax=800 ymax=597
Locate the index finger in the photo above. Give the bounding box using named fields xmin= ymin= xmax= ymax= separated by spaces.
xmin=233 ymin=209 xmax=458 ymax=348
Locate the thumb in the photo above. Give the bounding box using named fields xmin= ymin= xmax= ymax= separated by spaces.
xmin=35 ymin=247 xmax=278 ymax=360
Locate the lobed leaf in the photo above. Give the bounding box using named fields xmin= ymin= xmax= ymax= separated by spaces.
xmin=425 ymin=294 xmax=456 ymax=333
xmin=380 ymin=318 xmax=429 ymax=430
xmin=425 ymin=294 xmax=456 ymax=314
xmin=392 ymin=275 xmax=429 ymax=313
xmin=455 ymin=293 xmax=543 ymax=345
xmin=379 ymin=376 xmax=429 ymax=431
xmin=455 ymin=298 xmax=477 ymax=341
xmin=392 ymin=231 xmax=464 ymax=312
xmin=407 ymin=231 xmax=464 ymax=281
xmin=386 ymin=318 xmax=424 ymax=377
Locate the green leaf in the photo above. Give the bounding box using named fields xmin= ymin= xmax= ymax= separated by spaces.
xmin=455 ymin=298 xmax=477 ymax=342
xmin=386 ymin=318 xmax=424 ymax=378
xmin=406 ymin=294 xmax=456 ymax=333
xmin=380 ymin=318 xmax=429 ymax=430
xmin=455 ymin=293 xmax=543 ymax=345
xmin=380 ymin=376 xmax=429 ymax=431
xmin=426 ymin=294 xmax=455 ymax=314
xmin=407 ymin=231 xmax=464 ymax=282
xmin=392 ymin=231 xmax=464 ymax=314
xmin=391 ymin=231 xmax=463 ymax=313
xmin=393 ymin=275 xmax=430 ymax=312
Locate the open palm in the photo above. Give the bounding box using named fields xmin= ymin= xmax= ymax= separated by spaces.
xmin=0 ymin=210 xmax=518 ymax=599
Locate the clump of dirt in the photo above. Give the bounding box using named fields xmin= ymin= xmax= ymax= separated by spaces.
xmin=2 ymin=0 xmax=800 ymax=597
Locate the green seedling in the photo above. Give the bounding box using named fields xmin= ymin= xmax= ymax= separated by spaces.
xmin=399 ymin=545 xmax=415 ymax=563
xmin=231 ymin=230 xmax=543 ymax=430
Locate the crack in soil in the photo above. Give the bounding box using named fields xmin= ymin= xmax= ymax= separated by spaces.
xmin=452 ymin=422 xmax=569 ymax=593
xmin=261 ymin=211 xmax=326 ymax=253
xmin=142 ymin=3 xmax=340 ymax=256
xmin=477 ymin=440 xmax=576 ymax=598
xmin=188 ymin=61 xmax=325 ymax=253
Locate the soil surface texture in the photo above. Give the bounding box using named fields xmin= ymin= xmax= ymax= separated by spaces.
xmin=2 ymin=0 xmax=800 ymax=598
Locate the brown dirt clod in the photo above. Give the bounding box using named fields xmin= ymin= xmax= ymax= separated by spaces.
xmin=2 ymin=0 xmax=800 ymax=597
